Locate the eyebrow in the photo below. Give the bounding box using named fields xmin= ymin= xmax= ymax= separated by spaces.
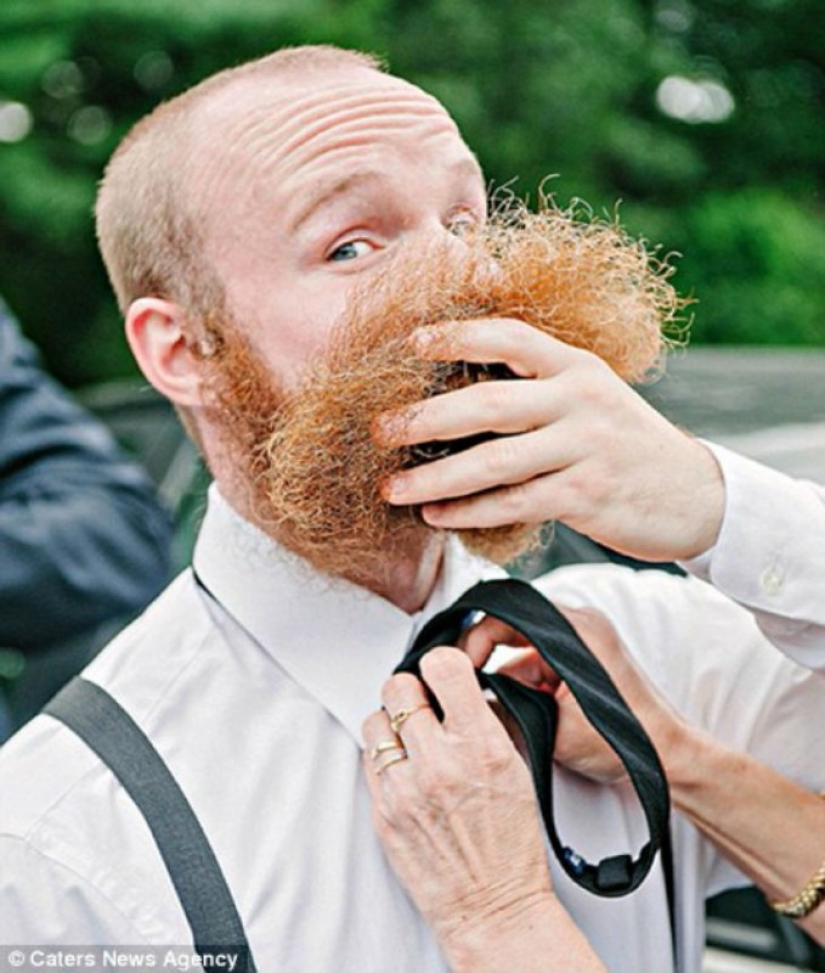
xmin=288 ymin=171 xmax=386 ymax=234
xmin=288 ymin=156 xmax=486 ymax=234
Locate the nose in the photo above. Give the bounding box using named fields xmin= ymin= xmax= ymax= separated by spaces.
xmin=410 ymin=217 xmax=482 ymax=274
xmin=431 ymin=218 xmax=503 ymax=289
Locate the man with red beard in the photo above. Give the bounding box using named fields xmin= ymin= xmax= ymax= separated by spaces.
xmin=1 ymin=44 xmax=824 ymax=973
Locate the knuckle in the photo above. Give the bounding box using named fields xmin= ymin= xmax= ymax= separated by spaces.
xmin=381 ymin=672 xmax=423 ymax=707
xmin=575 ymin=346 xmax=610 ymax=377
xmin=496 ymin=481 xmax=533 ymax=521
xmin=477 ymin=379 xmax=514 ymax=418
xmin=480 ymin=437 xmax=520 ymax=480
xmin=500 ymin=317 xmax=533 ymax=346
xmin=553 ymin=468 xmax=596 ymax=519
xmin=379 ymin=674 xmax=401 ymax=700
xmin=486 ymin=747 xmax=515 ymax=777
xmin=417 ymin=762 xmax=450 ymax=799
xmin=421 ymin=645 xmax=473 ymax=681
xmin=567 ymin=357 xmax=611 ymax=405
xmin=476 ymin=734 xmax=515 ymax=776
xmin=394 ymin=672 xmax=426 ymax=695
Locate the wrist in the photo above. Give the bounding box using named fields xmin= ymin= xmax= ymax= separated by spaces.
xmin=658 ymin=717 xmax=720 ymax=812
xmin=438 ymin=885 xmax=547 ymax=964
xmin=440 ymin=892 xmax=604 ymax=973
xmin=672 ymin=438 xmax=726 ymax=560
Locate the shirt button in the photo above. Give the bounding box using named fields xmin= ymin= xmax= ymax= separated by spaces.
xmin=760 ymin=567 xmax=784 ymax=596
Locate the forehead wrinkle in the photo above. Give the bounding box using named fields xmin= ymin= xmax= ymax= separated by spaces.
xmin=190 ymin=72 xmax=441 ymax=171
xmin=268 ymin=77 xmax=449 ymax=135
xmin=273 ymin=87 xmax=455 ymax=154
xmin=242 ymin=104 xmax=457 ymax=186
xmin=197 ymin=110 xmax=453 ymax=227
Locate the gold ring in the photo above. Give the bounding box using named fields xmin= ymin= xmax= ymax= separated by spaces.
xmin=375 ymin=750 xmax=409 ymax=775
xmin=369 ymin=739 xmax=404 ymax=761
xmin=389 ymin=703 xmax=430 ymax=735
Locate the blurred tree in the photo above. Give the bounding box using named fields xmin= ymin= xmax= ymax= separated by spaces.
xmin=663 ymin=188 xmax=825 ymax=344
xmin=0 ymin=0 xmax=822 ymax=387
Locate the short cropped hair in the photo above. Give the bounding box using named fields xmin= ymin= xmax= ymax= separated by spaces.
xmin=95 ymin=45 xmax=383 ymax=319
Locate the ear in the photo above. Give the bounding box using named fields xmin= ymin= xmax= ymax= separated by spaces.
xmin=125 ymin=297 xmax=205 ymax=407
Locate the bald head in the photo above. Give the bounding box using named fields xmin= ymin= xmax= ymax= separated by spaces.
xmin=95 ymin=45 xmax=384 ymax=317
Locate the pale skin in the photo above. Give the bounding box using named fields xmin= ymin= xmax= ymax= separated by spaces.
xmin=122 ymin=61 xmax=600 ymax=966
xmin=378 ymin=320 xmax=727 ymax=563
xmin=124 ymin=64 xmax=492 ymax=613
xmin=363 ymin=647 xmax=607 ymax=973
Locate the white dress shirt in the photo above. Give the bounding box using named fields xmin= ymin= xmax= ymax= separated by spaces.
xmin=682 ymin=442 xmax=825 ymax=672
xmin=2 ymin=486 xmax=825 ymax=973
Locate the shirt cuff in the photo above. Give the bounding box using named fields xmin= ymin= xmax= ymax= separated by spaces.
xmin=681 ymin=440 xmax=825 ymax=627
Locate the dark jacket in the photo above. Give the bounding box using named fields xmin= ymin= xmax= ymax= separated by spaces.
xmin=0 ymin=300 xmax=172 ymax=652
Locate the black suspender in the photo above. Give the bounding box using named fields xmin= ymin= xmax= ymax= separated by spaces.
xmin=44 ymin=677 xmax=256 ymax=973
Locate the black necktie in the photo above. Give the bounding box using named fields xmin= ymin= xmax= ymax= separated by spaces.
xmin=395 ymin=577 xmax=673 ymax=903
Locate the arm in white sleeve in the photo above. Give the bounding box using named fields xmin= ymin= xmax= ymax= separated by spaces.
xmin=681 ymin=441 xmax=825 ymax=672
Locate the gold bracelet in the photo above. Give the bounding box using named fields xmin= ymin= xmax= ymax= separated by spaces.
xmin=771 ymin=859 xmax=825 ymax=920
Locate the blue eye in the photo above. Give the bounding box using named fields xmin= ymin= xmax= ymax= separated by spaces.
xmin=328 ymin=240 xmax=372 ymax=262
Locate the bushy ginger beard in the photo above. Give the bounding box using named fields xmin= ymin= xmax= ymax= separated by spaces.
xmin=201 ymin=201 xmax=683 ymax=585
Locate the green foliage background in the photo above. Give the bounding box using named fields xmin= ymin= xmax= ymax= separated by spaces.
xmin=0 ymin=0 xmax=823 ymax=386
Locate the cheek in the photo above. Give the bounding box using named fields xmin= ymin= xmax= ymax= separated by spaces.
xmin=255 ymin=287 xmax=350 ymax=393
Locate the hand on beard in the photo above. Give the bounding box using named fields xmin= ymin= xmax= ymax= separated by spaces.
xmin=207 ymin=195 xmax=687 ymax=580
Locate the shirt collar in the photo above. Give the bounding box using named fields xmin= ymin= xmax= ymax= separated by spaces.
xmin=192 ymin=485 xmax=500 ymax=743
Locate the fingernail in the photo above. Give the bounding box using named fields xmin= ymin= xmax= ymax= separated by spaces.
xmin=412 ymin=327 xmax=438 ymax=351
xmin=372 ymin=412 xmax=404 ymax=446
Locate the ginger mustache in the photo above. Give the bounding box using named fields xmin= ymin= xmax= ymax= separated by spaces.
xmin=209 ymin=200 xmax=686 ymax=580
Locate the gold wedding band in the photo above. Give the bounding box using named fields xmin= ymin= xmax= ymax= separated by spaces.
xmin=369 ymin=739 xmax=404 ymax=761
xmin=389 ymin=703 xmax=430 ymax=735
xmin=375 ymin=749 xmax=409 ymax=775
